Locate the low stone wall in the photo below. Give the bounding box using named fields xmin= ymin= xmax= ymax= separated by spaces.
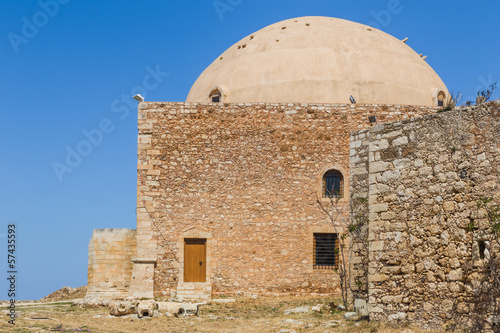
xmin=350 ymin=101 xmax=500 ymax=329
xmin=86 ymin=229 xmax=137 ymax=299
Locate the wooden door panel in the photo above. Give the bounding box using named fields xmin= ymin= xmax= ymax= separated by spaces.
xmin=184 ymin=239 xmax=206 ymax=282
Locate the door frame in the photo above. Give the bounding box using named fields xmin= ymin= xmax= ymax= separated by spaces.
xmin=177 ymin=226 xmax=213 ymax=284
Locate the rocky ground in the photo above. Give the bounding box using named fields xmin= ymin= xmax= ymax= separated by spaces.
xmin=40 ymin=286 xmax=87 ymax=303
xmin=0 ymin=293 xmax=447 ymax=333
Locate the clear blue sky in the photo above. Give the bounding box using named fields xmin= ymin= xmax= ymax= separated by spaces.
xmin=1 ymin=0 xmax=499 ymax=300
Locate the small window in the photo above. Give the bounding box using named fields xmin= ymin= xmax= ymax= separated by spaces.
xmin=313 ymin=233 xmax=338 ymax=269
xmin=209 ymin=89 xmax=222 ymax=103
xmin=437 ymin=91 xmax=446 ymax=107
xmin=323 ymin=170 xmax=344 ymax=198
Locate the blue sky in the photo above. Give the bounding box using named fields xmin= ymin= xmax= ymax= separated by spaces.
xmin=1 ymin=0 xmax=499 ymax=300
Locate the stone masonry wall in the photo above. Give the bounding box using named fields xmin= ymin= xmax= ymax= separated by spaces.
xmin=136 ymin=102 xmax=438 ymax=297
xmin=350 ymin=101 xmax=500 ymax=329
xmin=86 ymin=229 xmax=137 ymax=299
xmin=349 ymin=130 xmax=371 ymax=301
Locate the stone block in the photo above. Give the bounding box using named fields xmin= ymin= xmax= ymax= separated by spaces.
xmin=371 ymin=204 xmax=388 ymax=213
xmin=443 ymin=201 xmax=455 ymax=212
xmin=370 ymin=274 xmax=388 ymax=282
xmin=370 ymin=241 xmax=384 ymax=251
xmin=392 ymin=136 xmax=408 ymax=146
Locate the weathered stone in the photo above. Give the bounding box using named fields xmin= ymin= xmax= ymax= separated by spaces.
xmin=388 ymin=312 xmax=406 ymax=321
xmin=311 ymin=304 xmax=323 ymax=312
xmin=284 ymin=306 xmax=310 ymax=315
xmin=343 ymin=312 xmax=361 ymax=321
xmin=349 ymin=103 xmax=500 ymax=330
xmin=370 ymin=274 xmax=388 ymax=282
xmin=392 ymin=136 xmax=408 ymax=146
xmin=443 ymin=201 xmax=455 ymax=212
xmin=447 ymin=268 xmax=463 ymax=281
xmin=109 ymin=301 xmax=137 ymax=316
xmin=137 ymin=300 xmax=157 ymax=318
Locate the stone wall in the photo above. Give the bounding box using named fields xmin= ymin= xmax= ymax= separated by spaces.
xmin=86 ymin=229 xmax=137 ymax=299
xmin=350 ymin=101 xmax=500 ymax=329
xmin=135 ymin=102 xmax=438 ymax=297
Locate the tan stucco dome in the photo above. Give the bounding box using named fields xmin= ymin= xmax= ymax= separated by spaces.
xmin=187 ymin=16 xmax=448 ymax=106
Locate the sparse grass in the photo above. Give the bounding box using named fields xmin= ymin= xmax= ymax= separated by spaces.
xmin=0 ymin=295 xmax=448 ymax=333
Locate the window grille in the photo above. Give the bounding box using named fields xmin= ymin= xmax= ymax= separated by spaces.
xmin=323 ymin=170 xmax=344 ymax=198
xmin=209 ymin=89 xmax=222 ymax=103
xmin=313 ymin=233 xmax=338 ymax=269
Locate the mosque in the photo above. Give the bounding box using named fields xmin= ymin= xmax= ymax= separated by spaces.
xmin=86 ymin=16 xmax=449 ymax=301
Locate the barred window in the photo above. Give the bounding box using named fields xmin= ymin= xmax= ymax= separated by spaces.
xmin=323 ymin=170 xmax=344 ymax=198
xmin=313 ymin=233 xmax=339 ymax=269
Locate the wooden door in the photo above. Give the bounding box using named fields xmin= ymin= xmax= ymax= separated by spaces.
xmin=184 ymin=239 xmax=206 ymax=282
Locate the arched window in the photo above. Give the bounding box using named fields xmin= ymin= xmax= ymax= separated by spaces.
xmin=437 ymin=91 xmax=446 ymax=107
xmin=209 ymin=89 xmax=222 ymax=103
xmin=323 ymin=170 xmax=344 ymax=198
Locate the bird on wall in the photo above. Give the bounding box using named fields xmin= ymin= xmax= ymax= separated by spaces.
xmin=350 ymin=95 xmax=356 ymax=104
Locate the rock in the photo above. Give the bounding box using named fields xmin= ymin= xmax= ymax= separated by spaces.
xmin=281 ymin=319 xmax=304 ymax=325
xmin=278 ymin=330 xmax=297 ymax=333
xmin=337 ymin=305 xmax=346 ymax=311
xmin=388 ymin=312 xmax=406 ymax=321
xmin=284 ymin=306 xmax=310 ymax=315
xmin=251 ymin=294 xmax=258 ymax=300
xmin=137 ymin=300 xmax=157 ymax=318
xmin=343 ymin=312 xmax=361 ymax=321
xmin=81 ymin=298 xmax=111 ymax=308
xmin=108 ymin=301 xmax=137 ymax=316
xmin=157 ymin=301 xmax=199 ymax=317
xmin=179 ymin=303 xmax=199 ymax=317
xmin=243 ymin=292 xmax=252 ymax=297
xmin=312 ymin=304 xmax=323 ymax=312
xmin=323 ymin=320 xmax=341 ymax=327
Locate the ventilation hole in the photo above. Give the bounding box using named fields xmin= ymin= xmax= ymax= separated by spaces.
xmin=367 ymin=28 xmax=372 ymax=31
xmin=305 ymin=23 xmax=310 ymax=26
xmin=219 ymin=57 xmax=223 ymax=60
xmin=282 ymin=26 xmax=286 ymax=30
xmin=237 ymin=45 xmax=241 ymax=49
xmin=276 ymin=39 xmax=279 ymax=42
xmin=250 ymin=35 xmax=254 ymax=40
xmin=242 ymin=44 xmax=246 ymax=48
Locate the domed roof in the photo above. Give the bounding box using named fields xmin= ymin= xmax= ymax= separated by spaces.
xmin=186 ymin=16 xmax=448 ymax=106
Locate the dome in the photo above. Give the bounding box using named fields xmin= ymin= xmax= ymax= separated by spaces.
xmin=186 ymin=16 xmax=448 ymax=106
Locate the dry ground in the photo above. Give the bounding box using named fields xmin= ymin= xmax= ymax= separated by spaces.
xmin=1 ymin=295 xmax=447 ymax=333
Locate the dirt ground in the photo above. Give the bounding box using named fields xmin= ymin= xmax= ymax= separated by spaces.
xmin=1 ymin=295 xmax=446 ymax=333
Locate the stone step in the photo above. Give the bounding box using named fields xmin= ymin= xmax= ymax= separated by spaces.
xmin=176 ymin=282 xmax=212 ymax=301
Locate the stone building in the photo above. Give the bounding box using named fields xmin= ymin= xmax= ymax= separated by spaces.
xmin=349 ymin=102 xmax=499 ymax=329
xmin=87 ymin=16 xmax=450 ymax=301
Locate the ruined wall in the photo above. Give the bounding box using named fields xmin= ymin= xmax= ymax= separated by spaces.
xmin=86 ymin=229 xmax=137 ymax=299
xmin=136 ymin=102 xmax=438 ymax=297
xmin=350 ymin=101 xmax=500 ymax=329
